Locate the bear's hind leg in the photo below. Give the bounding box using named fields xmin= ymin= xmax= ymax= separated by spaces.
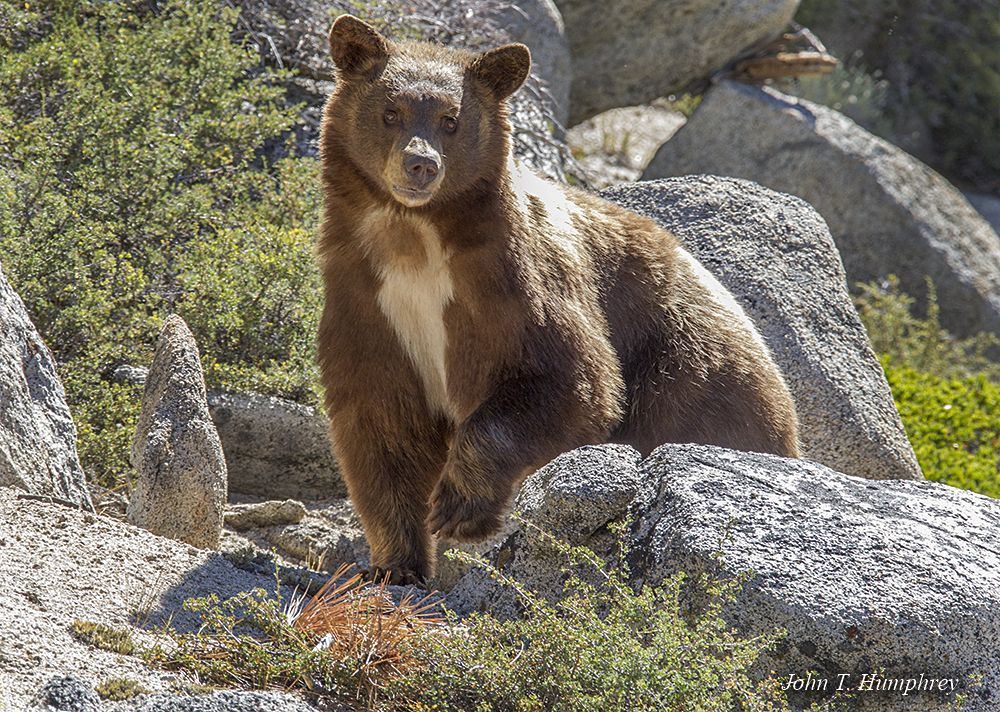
xmin=614 ymin=342 xmax=799 ymax=458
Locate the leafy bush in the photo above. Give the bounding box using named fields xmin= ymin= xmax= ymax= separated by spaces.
xmin=385 ymin=537 xmax=789 ymax=711
xmin=855 ymin=277 xmax=1000 ymax=495
xmin=0 ymin=0 xmax=322 ymax=490
xmin=884 ymin=363 xmax=1000 ymax=497
xmin=854 ymin=276 xmax=1000 ymax=382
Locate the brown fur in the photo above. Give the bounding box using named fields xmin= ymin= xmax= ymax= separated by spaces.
xmin=317 ymin=16 xmax=799 ymax=584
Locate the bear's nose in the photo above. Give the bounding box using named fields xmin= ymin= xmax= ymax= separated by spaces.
xmin=404 ymin=153 xmax=440 ymax=186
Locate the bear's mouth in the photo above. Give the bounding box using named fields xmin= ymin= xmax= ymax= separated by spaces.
xmin=391 ymin=184 xmax=435 ymax=207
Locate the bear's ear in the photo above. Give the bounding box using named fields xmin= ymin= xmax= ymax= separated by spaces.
xmin=469 ymin=43 xmax=531 ymax=101
xmin=328 ymin=15 xmax=391 ymax=77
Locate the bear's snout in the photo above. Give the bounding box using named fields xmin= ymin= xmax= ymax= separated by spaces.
xmin=401 ymin=136 xmax=442 ymax=189
xmin=404 ymin=151 xmax=439 ymax=188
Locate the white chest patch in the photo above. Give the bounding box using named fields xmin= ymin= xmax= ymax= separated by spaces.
xmin=364 ymin=208 xmax=455 ymax=418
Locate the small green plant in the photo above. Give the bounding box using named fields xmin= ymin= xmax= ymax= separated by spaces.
xmin=70 ymin=619 xmax=135 ymax=655
xmin=144 ymin=589 xmax=333 ymax=691
xmin=95 ymin=678 xmax=150 ymax=701
xmin=143 ymin=564 xmax=442 ymax=707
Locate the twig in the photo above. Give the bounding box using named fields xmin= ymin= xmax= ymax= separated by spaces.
xmin=16 ymin=491 xmax=96 ymax=513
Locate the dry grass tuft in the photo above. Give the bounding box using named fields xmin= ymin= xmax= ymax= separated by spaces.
xmin=144 ymin=563 xmax=443 ymax=706
xmin=289 ymin=564 xmax=445 ymax=704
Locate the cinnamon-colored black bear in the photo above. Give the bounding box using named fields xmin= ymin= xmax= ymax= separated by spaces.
xmin=317 ymin=15 xmax=799 ymax=584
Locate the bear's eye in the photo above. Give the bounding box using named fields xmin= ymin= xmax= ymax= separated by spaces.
xmin=441 ymin=115 xmax=458 ymax=133
xmin=383 ymin=109 xmax=399 ymax=125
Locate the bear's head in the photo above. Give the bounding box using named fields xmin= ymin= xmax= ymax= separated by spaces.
xmin=325 ymin=15 xmax=530 ymax=209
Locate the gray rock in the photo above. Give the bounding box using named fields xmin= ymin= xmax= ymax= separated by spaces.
xmin=207 ymin=391 xmax=346 ymax=500
xmin=268 ymin=508 xmax=366 ymax=573
xmin=513 ymin=445 xmax=644 ymax=540
xmin=31 ymin=676 xmax=100 ymax=712
xmin=225 ymin=499 xmax=307 ymax=530
xmin=566 ymin=103 xmax=687 ymax=188
xmin=0 ymin=486 xmax=283 ymax=708
xmin=644 ymin=81 xmax=1000 ymax=339
xmin=128 ymin=691 xmax=318 ymax=711
xmin=128 ymin=316 xmax=227 ymax=549
xmin=222 ymin=497 xmax=368 ymax=575
xmin=450 ymin=444 xmax=996 ymax=709
xmin=630 ymin=445 xmax=996 ymax=711
xmin=482 ymin=0 xmax=571 ymax=126
xmin=109 ymin=379 xmax=344 ymax=501
xmin=0 ymin=264 xmax=92 ymax=510
xmin=601 ymin=177 xmax=920 ymax=482
xmin=431 ymin=512 xmax=524 ymax=591
xmin=554 ymin=0 xmax=798 ymax=124
xmin=111 ymin=364 xmax=148 ymax=387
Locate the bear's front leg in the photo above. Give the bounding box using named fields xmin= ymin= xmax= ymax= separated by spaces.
xmin=428 ymin=374 xmax=609 ymax=542
xmin=328 ymin=405 xmax=449 ymax=585
xmin=427 ymin=456 xmax=510 ymax=542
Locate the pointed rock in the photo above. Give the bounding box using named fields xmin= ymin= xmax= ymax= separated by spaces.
xmin=128 ymin=315 xmax=226 ymax=549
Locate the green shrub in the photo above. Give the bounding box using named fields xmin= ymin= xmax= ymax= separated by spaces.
xmin=855 ymin=277 xmax=1000 ymax=495
xmin=145 ymin=588 xmax=357 ymax=693
xmin=884 ymin=363 xmax=1000 ymax=497
xmin=0 ymin=0 xmax=321 ymax=490
xmin=385 ymin=538 xmax=790 ymax=711
xmin=854 ymin=276 xmax=1000 ymax=383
